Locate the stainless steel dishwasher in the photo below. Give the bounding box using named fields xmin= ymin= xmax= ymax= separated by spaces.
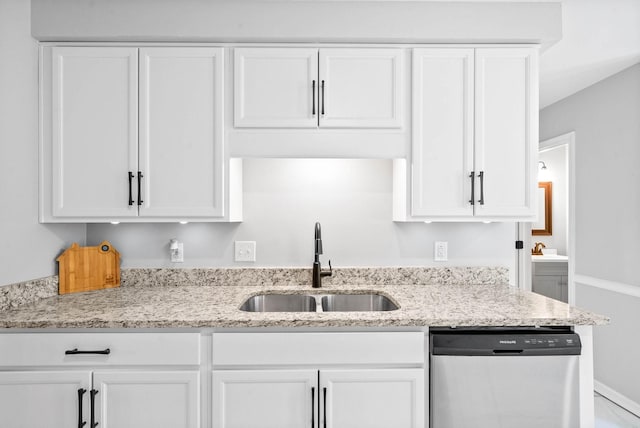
xmin=430 ymin=328 xmax=581 ymax=428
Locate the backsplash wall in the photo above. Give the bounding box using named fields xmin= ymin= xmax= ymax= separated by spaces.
xmin=87 ymin=159 xmax=517 ymax=284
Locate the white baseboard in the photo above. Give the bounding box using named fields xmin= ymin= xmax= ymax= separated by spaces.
xmin=595 ymin=380 xmax=640 ymax=417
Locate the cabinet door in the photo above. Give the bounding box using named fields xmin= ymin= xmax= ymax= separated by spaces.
xmin=319 ymin=48 xmax=403 ymax=128
xmin=234 ymin=48 xmax=318 ymax=128
xmin=474 ymin=48 xmax=538 ymax=217
xmin=411 ymin=48 xmax=474 ymax=217
xmin=212 ymin=370 xmax=317 ymax=428
xmin=139 ymin=47 xmax=225 ymax=217
xmin=532 ymin=275 xmax=563 ymax=301
xmin=51 ymin=47 xmax=138 ymax=217
xmin=93 ymin=371 xmax=200 ymax=428
xmin=0 ymin=371 xmax=91 ymax=428
xmin=321 ymin=369 xmax=424 ymax=428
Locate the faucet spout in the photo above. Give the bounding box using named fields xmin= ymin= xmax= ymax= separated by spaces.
xmin=314 ymin=222 xmax=323 ymax=259
xmin=312 ymin=222 xmax=332 ymax=288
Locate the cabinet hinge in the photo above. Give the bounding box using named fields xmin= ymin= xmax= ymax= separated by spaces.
xmin=515 ymin=240 xmax=524 ymax=250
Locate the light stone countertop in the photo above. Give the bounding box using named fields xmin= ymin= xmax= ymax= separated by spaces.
xmin=0 ymin=280 xmax=608 ymax=329
xmin=531 ymin=255 xmax=569 ymax=263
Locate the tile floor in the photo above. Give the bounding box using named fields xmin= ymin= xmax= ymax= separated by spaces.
xmin=595 ymin=392 xmax=640 ymax=428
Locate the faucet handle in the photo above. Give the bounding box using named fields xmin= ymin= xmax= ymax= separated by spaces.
xmin=322 ymin=260 xmax=333 ymax=277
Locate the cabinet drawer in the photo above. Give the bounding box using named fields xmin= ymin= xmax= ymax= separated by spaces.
xmin=0 ymin=333 xmax=200 ymax=367
xmin=212 ymin=332 xmax=424 ymax=367
xmin=533 ymin=262 xmax=568 ymax=276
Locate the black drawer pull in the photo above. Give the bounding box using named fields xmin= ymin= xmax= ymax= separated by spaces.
xmin=312 ymin=80 xmax=316 ymax=116
xmin=323 ymin=387 xmax=327 ymax=428
xmin=137 ymin=171 xmax=144 ymax=206
xmin=77 ymin=388 xmax=87 ymax=428
xmin=321 ymin=80 xmax=325 ymax=116
xmin=128 ymin=171 xmax=134 ymax=206
xmin=478 ymin=170 xmax=485 ymax=205
xmin=90 ymin=389 xmax=99 ymax=428
xmin=469 ymin=171 xmax=475 ymax=206
xmin=311 ymin=386 xmax=315 ymax=428
xmin=65 ymin=348 xmax=111 ymax=355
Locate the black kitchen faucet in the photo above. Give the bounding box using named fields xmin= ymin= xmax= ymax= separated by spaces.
xmin=312 ymin=222 xmax=332 ymax=288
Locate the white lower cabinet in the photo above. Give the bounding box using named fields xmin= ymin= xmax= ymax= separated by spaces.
xmin=0 ymin=333 xmax=201 ymax=428
xmin=212 ymin=370 xmax=317 ymax=428
xmin=212 ymin=369 xmax=424 ymax=428
xmin=322 ymin=369 xmax=424 ymax=428
xmin=0 ymin=371 xmax=91 ymax=427
xmin=0 ymin=331 xmax=426 ymax=428
xmin=94 ymin=371 xmax=200 ymax=428
xmin=211 ymin=332 xmax=425 ymax=428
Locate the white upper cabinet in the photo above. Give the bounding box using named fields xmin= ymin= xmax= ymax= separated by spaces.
xmin=139 ymin=47 xmax=225 ymax=218
xmin=411 ymin=48 xmax=475 ymax=218
xmin=234 ymin=48 xmax=318 ymax=128
xmin=42 ymin=46 xmax=235 ymax=222
xmin=51 ymin=47 xmax=139 ymax=218
xmin=233 ymin=47 xmax=403 ymax=129
xmin=319 ymin=49 xmax=403 ymax=128
xmin=396 ymin=46 xmax=538 ymax=221
xmin=474 ymin=47 xmax=538 ymax=218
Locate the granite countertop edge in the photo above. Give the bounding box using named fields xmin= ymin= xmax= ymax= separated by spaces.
xmin=0 ymin=278 xmax=610 ymax=329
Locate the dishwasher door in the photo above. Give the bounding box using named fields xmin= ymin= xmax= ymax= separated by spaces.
xmin=430 ymin=330 xmax=581 ymax=428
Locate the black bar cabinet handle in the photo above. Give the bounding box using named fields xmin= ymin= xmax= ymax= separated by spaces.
xmin=478 ymin=171 xmax=485 ymax=205
xmin=65 ymin=348 xmax=111 ymax=355
xmin=321 ymin=80 xmax=325 ymax=116
xmin=469 ymin=171 xmax=475 ymax=205
xmin=90 ymin=389 xmax=99 ymax=428
xmin=137 ymin=171 xmax=143 ymax=206
xmin=312 ymin=80 xmax=316 ymax=116
xmin=77 ymin=388 xmax=87 ymax=428
xmin=128 ymin=172 xmax=134 ymax=206
xmin=323 ymin=387 xmax=327 ymax=428
xmin=311 ymin=387 xmax=315 ymax=428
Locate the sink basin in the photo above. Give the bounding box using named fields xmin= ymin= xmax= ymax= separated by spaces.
xmin=321 ymin=294 xmax=399 ymax=312
xmin=239 ymin=294 xmax=317 ymax=312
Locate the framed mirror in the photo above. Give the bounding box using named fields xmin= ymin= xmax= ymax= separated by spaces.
xmin=532 ymin=181 xmax=552 ymax=235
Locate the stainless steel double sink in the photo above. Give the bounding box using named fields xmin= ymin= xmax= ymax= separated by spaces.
xmin=240 ymin=293 xmax=399 ymax=313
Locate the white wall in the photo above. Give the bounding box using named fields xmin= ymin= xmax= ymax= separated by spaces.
xmin=536 ymin=145 xmax=568 ymax=255
xmin=540 ymin=63 xmax=640 ymax=285
xmin=30 ymin=0 xmax=561 ymax=45
xmin=87 ymin=159 xmax=516 ymax=281
xmin=0 ymin=0 xmax=85 ymax=287
xmin=540 ymin=63 xmax=640 ymax=409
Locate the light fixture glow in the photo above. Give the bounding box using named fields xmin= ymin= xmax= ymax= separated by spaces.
xmin=179 ymin=221 xmax=189 ymax=225
xmin=424 ymin=221 xmax=432 ymax=224
xmin=483 ymin=221 xmax=492 ymax=224
xmin=110 ymin=221 xmax=120 ymax=225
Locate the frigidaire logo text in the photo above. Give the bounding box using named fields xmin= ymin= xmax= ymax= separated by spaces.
xmin=499 ymin=340 xmax=517 ymax=344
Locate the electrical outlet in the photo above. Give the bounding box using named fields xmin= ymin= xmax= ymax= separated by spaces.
xmin=170 ymin=240 xmax=184 ymax=263
xmin=434 ymin=241 xmax=448 ymax=261
xmin=235 ymin=241 xmax=256 ymax=262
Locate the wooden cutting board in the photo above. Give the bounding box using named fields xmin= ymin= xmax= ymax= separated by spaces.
xmin=57 ymin=241 xmax=120 ymax=294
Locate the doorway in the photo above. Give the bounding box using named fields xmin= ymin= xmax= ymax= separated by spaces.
xmin=523 ymin=132 xmax=575 ymax=304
